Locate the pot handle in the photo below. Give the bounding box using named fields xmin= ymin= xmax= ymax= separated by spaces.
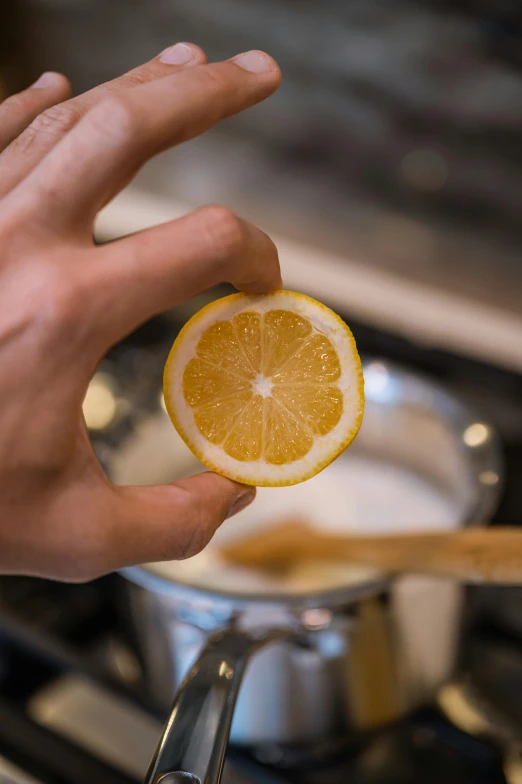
xmin=143 ymin=627 xmax=293 ymax=784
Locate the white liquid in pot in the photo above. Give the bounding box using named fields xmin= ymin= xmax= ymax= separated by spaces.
xmin=149 ymin=454 xmax=459 ymax=595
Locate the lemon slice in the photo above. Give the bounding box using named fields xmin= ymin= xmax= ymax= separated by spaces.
xmin=163 ymin=291 xmax=364 ymax=486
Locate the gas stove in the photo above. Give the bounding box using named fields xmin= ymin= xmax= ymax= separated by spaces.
xmin=0 ymin=309 xmax=521 ymax=784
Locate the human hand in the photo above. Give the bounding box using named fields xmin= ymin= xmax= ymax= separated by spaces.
xmin=0 ymin=44 xmax=281 ymax=581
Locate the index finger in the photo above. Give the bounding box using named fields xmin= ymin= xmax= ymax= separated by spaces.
xmin=16 ymin=51 xmax=281 ymax=230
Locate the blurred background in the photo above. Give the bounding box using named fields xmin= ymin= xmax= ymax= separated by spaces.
xmin=2 ymin=3 xmax=522 ymax=784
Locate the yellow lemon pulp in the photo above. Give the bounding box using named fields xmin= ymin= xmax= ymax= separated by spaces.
xmin=183 ymin=310 xmax=343 ymax=465
xmin=164 ymin=292 xmax=364 ymax=487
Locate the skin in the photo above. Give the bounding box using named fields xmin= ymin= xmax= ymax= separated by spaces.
xmin=0 ymin=44 xmax=282 ymax=581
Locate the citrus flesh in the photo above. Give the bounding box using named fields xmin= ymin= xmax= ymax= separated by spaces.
xmin=163 ymin=291 xmax=364 ymax=486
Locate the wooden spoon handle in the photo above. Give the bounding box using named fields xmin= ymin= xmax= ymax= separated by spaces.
xmin=221 ymin=525 xmax=522 ymax=584
xmin=330 ymin=528 xmax=522 ymax=583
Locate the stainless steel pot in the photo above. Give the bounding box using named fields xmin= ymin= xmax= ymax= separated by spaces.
xmin=119 ymin=360 xmax=502 ymax=784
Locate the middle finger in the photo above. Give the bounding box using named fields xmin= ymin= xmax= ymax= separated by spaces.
xmin=0 ymin=43 xmax=206 ymax=198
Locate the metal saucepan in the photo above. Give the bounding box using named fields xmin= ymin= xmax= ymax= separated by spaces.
xmin=114 ymin=360 xmax=502 ymax=784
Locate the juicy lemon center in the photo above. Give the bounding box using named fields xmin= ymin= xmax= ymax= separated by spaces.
xmin=254 ymin=374 xmax=272 ymax=398
xmin=182 ymin=309 xmax=343 ymax=465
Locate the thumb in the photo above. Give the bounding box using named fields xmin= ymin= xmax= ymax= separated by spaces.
xmin=105 ymin=472 xmax=256 ymax=571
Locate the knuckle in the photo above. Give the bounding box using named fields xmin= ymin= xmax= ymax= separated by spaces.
xmin=110 ymin=66 xmax=158 ymax=89
xmin=199 ymin=205 xmax=245 ymax=260
xmin=27 ymin=103 xmax=81 ymax=142
xmin=178 ymin=495 xmax=212 ymax=559
xmin=86 ymin=96 xmax=136 ymax=145
xmin=198 ymin=66 xmax=232 ymax=94
xmin=33 ymin=263 xmax=92 ymax=339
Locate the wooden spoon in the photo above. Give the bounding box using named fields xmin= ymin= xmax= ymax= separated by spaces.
xmin=219 ymin=519 xmax=522 ymax=584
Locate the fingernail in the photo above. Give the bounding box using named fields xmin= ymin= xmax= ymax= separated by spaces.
xmin=226 ymin=489 xmax=256 ymax=519
xmin=160 ymin=43 xmax=196 ymax=65
xmin=32 ymin=72 xmax=58 ymax=89
xmin=233 ymin=50 xmax=274 ymax=74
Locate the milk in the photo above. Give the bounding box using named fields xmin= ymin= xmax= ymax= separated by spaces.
xmin=150 ymin=454 xmax=459 ymax=595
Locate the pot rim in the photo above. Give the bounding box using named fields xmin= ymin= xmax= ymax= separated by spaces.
xmin=122 ymin=358 xmax=504 ymax=609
